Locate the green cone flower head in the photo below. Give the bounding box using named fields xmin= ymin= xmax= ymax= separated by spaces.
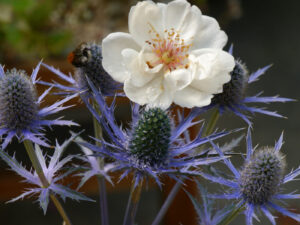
xmin=129 ymin=107 xmax=171 ymax=167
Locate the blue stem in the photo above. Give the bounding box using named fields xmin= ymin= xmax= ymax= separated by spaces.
xmin=92 ymin=100 xmax=109 ymax=225
xmin=151 ymin=181 xmax=182 ymax=225
xmin=123 ymin=181 xmax=143 ymax=225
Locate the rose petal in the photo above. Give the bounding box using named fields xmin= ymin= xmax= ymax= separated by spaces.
xmin=190 ymin=48 xmax=235 ymax=94
xmin=124 ymin=76 xmax=163 ymax=105
xmin=123 ymin=49 xmax=163 ymax=87
xmin=124 ymin=75 xmax=175 ymax=109
xmin=102 ymin=32 xmax=140 ymax=83
xmin=129 ymin=1 xmax=165 ymax=48
xmin=192 ymin=15 xmax=228 ymax=50
xmin=174 ymin=86 xmax=212 ymax=108
xmin=164 ymin=0 xmax=202 ymax=43
xmin=165 ymin=68 xmax=194 ymax=91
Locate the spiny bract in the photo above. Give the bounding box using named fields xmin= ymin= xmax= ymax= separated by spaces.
xmin=129 ymin=108 xmax=171 ymax=167
xmin=239 ymin=147 xmax=285 ymax=205
xmin=212 ymin=60 xmax=248 ymax=106
xmin=0 ymin=69 xmax=38 ymax=132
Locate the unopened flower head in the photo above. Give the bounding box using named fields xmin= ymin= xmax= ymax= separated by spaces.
xmin=102 ymin=0 xmax=235 ymax=109
xmin=212 ymin=60 xmax=248 ymax=106
xmin=200 ymin=129 xmax=300 ymax=225
xmin=78 ymin=80 xmax=230 ymax=188
xmin=0 ymin=63 xmax=77 ymax=149
xmin=240 ymin=147 xmax=285 ymax=205
xmin=129 ymin=108 xmax=171 ymax=167
xmin=0 ymin=68 xmax=38 ymax=132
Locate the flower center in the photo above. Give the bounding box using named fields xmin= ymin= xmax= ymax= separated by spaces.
xmin=161 ymin=51 xmax=174 ymax=65
xmin=146 ymin=24 xmax=191 ymax=72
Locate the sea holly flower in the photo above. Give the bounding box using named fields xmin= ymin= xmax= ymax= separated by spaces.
xmin=206 ymin=47 xmax=293 ymax=126
xmin=77 ymin=78 xmax=233 ymax=188
xmin=201 ymin=129 xmax=300 ymax=225
xmin=41 ymin=42 xmax=120 ymax=98
xmin=102 ymin=0 xmax=235 ymax=109
xmin=0 ymin=63 xmax=77 ymax=149
xmin=0 ymin=133 xmax=94 ymax=214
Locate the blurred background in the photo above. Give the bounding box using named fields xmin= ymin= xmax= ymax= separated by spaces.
xmin=0 ymin=0 xmax=300 ymax=224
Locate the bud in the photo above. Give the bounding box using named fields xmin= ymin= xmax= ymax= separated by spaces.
xmin=129 ymin=108 xmax=171 ymax=167
xmin=212 ymin=60 xmax=248 ymax=106
xmin=0 ymin=69 xmax=38 ymax=132
xmin=68 ymin=42 xmax=118 ymax=96
xmin=239 ymin=148 xmax=285 ymax=205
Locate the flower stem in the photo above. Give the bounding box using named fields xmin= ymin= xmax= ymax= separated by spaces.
xmin=123 ymin=181 xmax=143 ymax=225
xmin=23 ymin=140 xmax=49 ymax=187
xmin=151 ymin=181 xmax=182 ymax=225
xmin=204 ymin=108 xmax=220 ymax=137
xmin=219 ymin=202 xmax=245 ymax=225
xmin=23 ymin=140 xmax=72 ymax=225
xmin=92 ymin=100 xmax=109 ymax=225
xmin=195 ymin=109 xmax=220 ymax=155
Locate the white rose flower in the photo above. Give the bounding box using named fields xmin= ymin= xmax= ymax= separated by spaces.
xmin=102 ymin=0 xmax=235 ymax=109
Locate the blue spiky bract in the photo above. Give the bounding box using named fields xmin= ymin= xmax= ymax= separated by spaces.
xmin=40 ymin=42 xmax=120 ymax=98
xmin=240 ymin=148 xmax=285 ymax=205
xmin=77 ymin=75 xmax=234 ymax=189
xmin=129 ymin=108 xmax=171 ymax=167
xmin=0 ymin=133 xmax=94 ymax=214
xmin=0 ymin=63 xmax=78 ymax=149
xmin=201 ymin=129 xmax=300 ymax=225
xmin=187 ymin=181 xmax=234 ymax=225
xmin=74 ymin=134 xmax=114 ymax=190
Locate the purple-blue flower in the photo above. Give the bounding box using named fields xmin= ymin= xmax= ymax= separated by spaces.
xmin=204 ymin=46 xmax=293 ymax=126
xmin=201 ymin=129 xmax=300 ymax=225
xmin=0 ymin=63 xmax=77 ymax=149
xmin=40 ymin=42 xmax=120 ymax=98
xmin=78 ymin=77 xmax=234 ymax=189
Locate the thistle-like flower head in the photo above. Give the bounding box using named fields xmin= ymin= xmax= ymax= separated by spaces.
xmin=78 ymin=77 xmax=232 ymax=188
xmin=200 ymin=129 xmax=300 ymax=225
xmin=0 ymin=68 xmax=38 ymax=132
xmin=240 ymin=147 xmax=285 ymax=205
xmin=201 ymin=47 xmax=293 ymax=126
xmin=40 ymin=42 xmax=120 ymax=99
xmin=0 ymin=63 xmax=77 ymax=149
